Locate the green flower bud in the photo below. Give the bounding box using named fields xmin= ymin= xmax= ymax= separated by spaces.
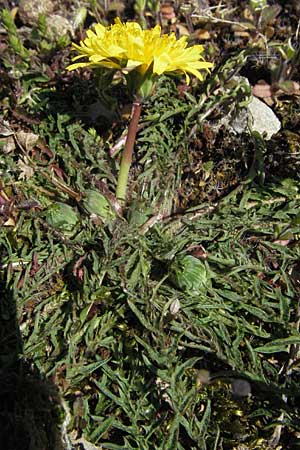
xmin=45 ymin=202 xmax=80 ymax=234
xmin=83 ymin=189 xmax=115 ymax=222
xmin=170 ymin=255 xmax=211 ymax=293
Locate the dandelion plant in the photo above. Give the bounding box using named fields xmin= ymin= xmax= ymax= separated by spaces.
xmin=67 ymin=18 xmax=213 ymax=206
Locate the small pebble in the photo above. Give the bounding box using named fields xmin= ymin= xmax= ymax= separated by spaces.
xmin=231 ymin=379 xmax=251 ymax=397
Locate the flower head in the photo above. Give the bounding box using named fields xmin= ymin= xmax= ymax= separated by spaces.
xmin=67 ymin=18 xmax=213 ymax=90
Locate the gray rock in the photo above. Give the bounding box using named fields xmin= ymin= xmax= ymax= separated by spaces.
xmin=230 ymin=96 xmax=281 ymax=140
xmin=231 ymin=379 xmax=251 ymax=397
xmin=18 ymin=0 xmax=55 ymax=25
xmin=248 ymin=96 xmax=281 ymax=139
xmin=230 ymin=107 xmax=249 ymax=134
xmin=47 ymin=14 xmax=73 ymax=38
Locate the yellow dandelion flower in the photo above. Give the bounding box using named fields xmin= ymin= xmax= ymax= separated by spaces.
xmin=66 ymin=18 xmax=213 ymax=88
xmin=66 ymin=20 xmax=214 ymax=206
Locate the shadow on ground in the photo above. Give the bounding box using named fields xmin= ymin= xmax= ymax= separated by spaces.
xmin=0 ymin=285 xmax=63 ymax=450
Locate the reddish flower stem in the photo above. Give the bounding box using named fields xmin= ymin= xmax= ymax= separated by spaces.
xmin=116 ymin=101 xmax=142 ymax=204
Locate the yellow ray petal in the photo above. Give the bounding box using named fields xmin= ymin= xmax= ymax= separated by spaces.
xmin=67 ymin=19 xmax=213 ymax=86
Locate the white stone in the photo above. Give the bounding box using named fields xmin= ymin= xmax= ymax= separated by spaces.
xmin=47 ymin=14 xmax=73 ymax=38
xmin=19 ymin=0 xmax=55 ymax=25
xmin=230 ymin=96 xmax=281 ymax=140
xmin=248 ymin=96 xmax=281 ymax=139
